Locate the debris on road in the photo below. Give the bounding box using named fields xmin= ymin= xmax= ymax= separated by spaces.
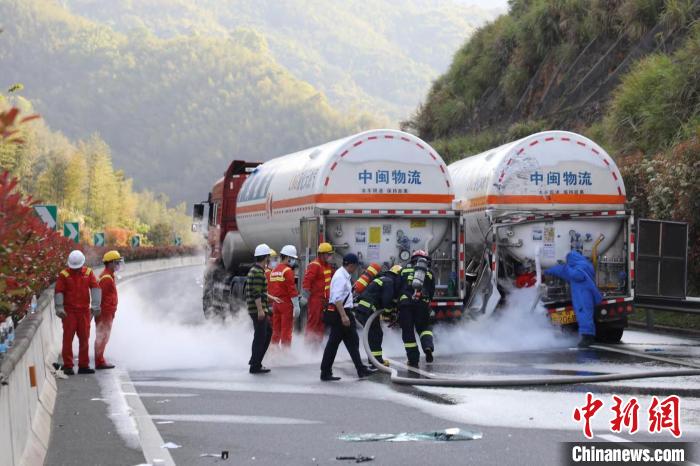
xmin=339 ymin=427 xmax=482 ymax=442
xmin=336 ymin=455 xmax=375 ymax=463
xmin=161 ymin=442 xmax=181 ymax=449
xmin=200 ymin=451 xmax=229 ymax=460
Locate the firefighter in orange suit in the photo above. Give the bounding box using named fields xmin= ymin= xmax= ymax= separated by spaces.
xmin=301 ymin=242 xmax=334 ymax=342
xmin=95 ymin=250 xmax=123 ymax=370
xmin=54 ymin=250 xmax=101 ymax=375
xmin=268 ymin=245 xmax=301 ymax=346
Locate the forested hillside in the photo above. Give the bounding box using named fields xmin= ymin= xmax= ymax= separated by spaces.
xmin=62 ymin=0 xmax=499 ymax=120
xmin=407 ymin=0 xmax=700 ymax=291
xmin=0 ymin=93 xmax=194 ymax=246
xmin=0 ymin=0 xmax=498 ymax=205
xmin=0 ymin=0 xmax=365 ymax=204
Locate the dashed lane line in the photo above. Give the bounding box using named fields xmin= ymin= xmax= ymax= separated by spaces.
xmin=119 ymin=371 xmax=176 ymax=466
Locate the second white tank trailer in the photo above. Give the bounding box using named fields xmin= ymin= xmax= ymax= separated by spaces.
xmin=449 ymin=130 xmax=634 ymax=342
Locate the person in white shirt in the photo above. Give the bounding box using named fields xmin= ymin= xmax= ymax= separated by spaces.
xmin=320 ymin=253 xmax=376 ymax=381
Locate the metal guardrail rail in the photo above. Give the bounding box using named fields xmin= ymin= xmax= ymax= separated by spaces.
xmin=633 ymin=295 xmax=700 ymax=331
xmin=634 ymin=296 xmax=700 ymax=314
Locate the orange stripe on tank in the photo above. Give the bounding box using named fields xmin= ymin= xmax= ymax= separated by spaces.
xmin=237 ymin=193 xmax=454 ymax=213
xmin=461 ymin=194 xmax=626 ymax=208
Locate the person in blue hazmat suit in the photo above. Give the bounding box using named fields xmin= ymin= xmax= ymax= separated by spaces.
xmin=544 ymin=250 xmax=603 ymax=348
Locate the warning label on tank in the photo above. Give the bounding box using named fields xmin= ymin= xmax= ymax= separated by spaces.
xmin=367 ymin=244 xmax=380 ymax=261
xmin=410 ymin=219 xmax=427 ymax=228
xmin=543 ymin=222 xmax=555 ymax=259
xmin=532 ymin=228 xmax=543 ymax=241
xmin=355 ymin=229 xmax=367 ymax=244
xmin=369 ymin=227 xmax=381 ymax=245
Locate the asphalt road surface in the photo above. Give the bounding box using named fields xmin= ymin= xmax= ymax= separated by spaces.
xmin=46 ymin=266 xmax=700 ymax=465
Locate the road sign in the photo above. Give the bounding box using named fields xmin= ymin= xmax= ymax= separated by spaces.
xmin=63 ymin=222 xmax=79 ymax=243
xmin=174 ymin=236 xmax=182 ymax=246
xmin=94 ymin=232 xmax=105 ymax=247
xmin=131 ymin=235 xmax=140 ymax=248
xmin=33 ymin=205 xmax=57 ymax=231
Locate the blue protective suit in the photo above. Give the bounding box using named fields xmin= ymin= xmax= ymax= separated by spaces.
xmin=544 ymin=251 xmax=603 ymax=336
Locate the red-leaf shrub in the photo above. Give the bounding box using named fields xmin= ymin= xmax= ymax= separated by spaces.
xmin=619 ymin=136 xmax=700 ymax=294
xmin=0 ymin=171 xmax=73 ymax=323
xmin=0 ymin=170 xmax=201 ymax=324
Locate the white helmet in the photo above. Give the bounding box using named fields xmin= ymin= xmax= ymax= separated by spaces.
xmin=280 ymin=245 xmax=298 ymax=259
xmin=254 ymin=243 xmax=272 ymax=257
xmin=67 ymin=250 xmax=86 ymax=269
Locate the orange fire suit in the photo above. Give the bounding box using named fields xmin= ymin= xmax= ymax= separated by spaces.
xmin=55 ymin=267 xmax=99 ymax=369
xmin=268 ymin=264 xmax=298 ymax=346
xmin=302 ymin=259 xmax=332 ymax=342
xmin=95 ymin=269 xmax=118 ymax=367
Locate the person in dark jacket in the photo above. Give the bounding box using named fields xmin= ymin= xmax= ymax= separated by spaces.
xmin=545 ymin=250 xmax=603 ymax=347
xmin=355 ymin=264 xmax=402 ymax=366
xmin=247 ymin=244 xmax=274 ymax=374
xmin=397 ymin=250 xmax=436 ymax=366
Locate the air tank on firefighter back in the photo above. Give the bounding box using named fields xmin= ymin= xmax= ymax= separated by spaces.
xmin=449 ymin=131 xmax=627 ymax=268
xmin=234 ymin=129 xmax=455 ymax=265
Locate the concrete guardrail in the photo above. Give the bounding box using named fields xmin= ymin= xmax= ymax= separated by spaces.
xmin=0 ymin=255 xmax=204 ymax=466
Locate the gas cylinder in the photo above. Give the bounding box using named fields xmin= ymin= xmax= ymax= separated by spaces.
xmin=353 ymin=263 xmax=381 ymax=295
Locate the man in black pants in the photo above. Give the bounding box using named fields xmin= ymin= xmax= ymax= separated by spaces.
xmin=247 ymin=244 xmax=273 ymax=374
xmin=320 ymin=253 xmax=376 ymax=381
xmin=355 ymin=264 xmax=403 ymax=366
xmin=397 ymin=250 xmax=436 ymax=367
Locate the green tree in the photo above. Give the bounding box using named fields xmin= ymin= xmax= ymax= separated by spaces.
xmin=148 ymin=222 xmax=174 ymax=246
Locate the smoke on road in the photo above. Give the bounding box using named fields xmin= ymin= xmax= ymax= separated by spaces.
xmin=104 ymin=268 xmax=327 ymax=371
xmin=101 ymin=268 xmax=572 ymax=371
xmin=435 ymin=285 xmax=575 ymax=354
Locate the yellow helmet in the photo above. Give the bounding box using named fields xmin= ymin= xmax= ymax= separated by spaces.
xmin=318 ymin=242 xmax=333 ymax=254
xmin=390 ymin=264 xmax=403 ymax=274
xmin=269 ymin=249 xmax=278 ymax=257
xmin=103 ymin=250 xmax=122 ymax=263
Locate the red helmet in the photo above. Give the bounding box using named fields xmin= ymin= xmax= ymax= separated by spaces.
xmin=411 ymin=250 xmax=429 ymax=260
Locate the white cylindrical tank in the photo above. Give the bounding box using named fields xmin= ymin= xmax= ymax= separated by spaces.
xmin=235 ymin=129 xmax=455 ymax=265
xmin=449 ymin=131 xmax=627 ymax=267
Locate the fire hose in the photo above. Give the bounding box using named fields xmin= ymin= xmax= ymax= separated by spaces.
xmin=361 ymin=310 xmax=700 ymax=387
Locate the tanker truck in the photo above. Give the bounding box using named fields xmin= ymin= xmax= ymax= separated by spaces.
xmin=194 ymin=129 xmax=466 ymax=319
xmin=448 ymin=130 xmax=636 ymax=342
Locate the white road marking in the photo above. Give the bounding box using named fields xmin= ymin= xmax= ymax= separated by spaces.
xmin=598 ymin=434 xmax=634 ymax=443
xmin=124 ymin=393 xmax=199 ymax=398
xmin=149 ymin=414 xmax=322 ymax=425
xmin=119 ymin=371 xmax=176 ymax=466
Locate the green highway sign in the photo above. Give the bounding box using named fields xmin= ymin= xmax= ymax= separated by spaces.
xmin=94 ymin=232 xmax=105 ymax=247
xmin=33 ymin=205 xmax=58 ymax=231
xmin=131 ymin=235 xmax=141 ymax=248
xmin=63 ymin=222 xmax=80 ymax=243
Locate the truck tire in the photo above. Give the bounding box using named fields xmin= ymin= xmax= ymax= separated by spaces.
xmin=203 ymin=276 xmax=216 ymax=318
xmin=595 ymin=326 xmax=624 ymax=344
xmin=228 ymin=280 xmax=246 ymax=315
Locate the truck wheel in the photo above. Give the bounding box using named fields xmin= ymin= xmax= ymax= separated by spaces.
xmin=595 ymin=326 xmax=624 ymax=344
xmin=228 ymin=281 xmax=245 ymax=315
xmin=203 ymin=281 xmax=215 ymax=318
